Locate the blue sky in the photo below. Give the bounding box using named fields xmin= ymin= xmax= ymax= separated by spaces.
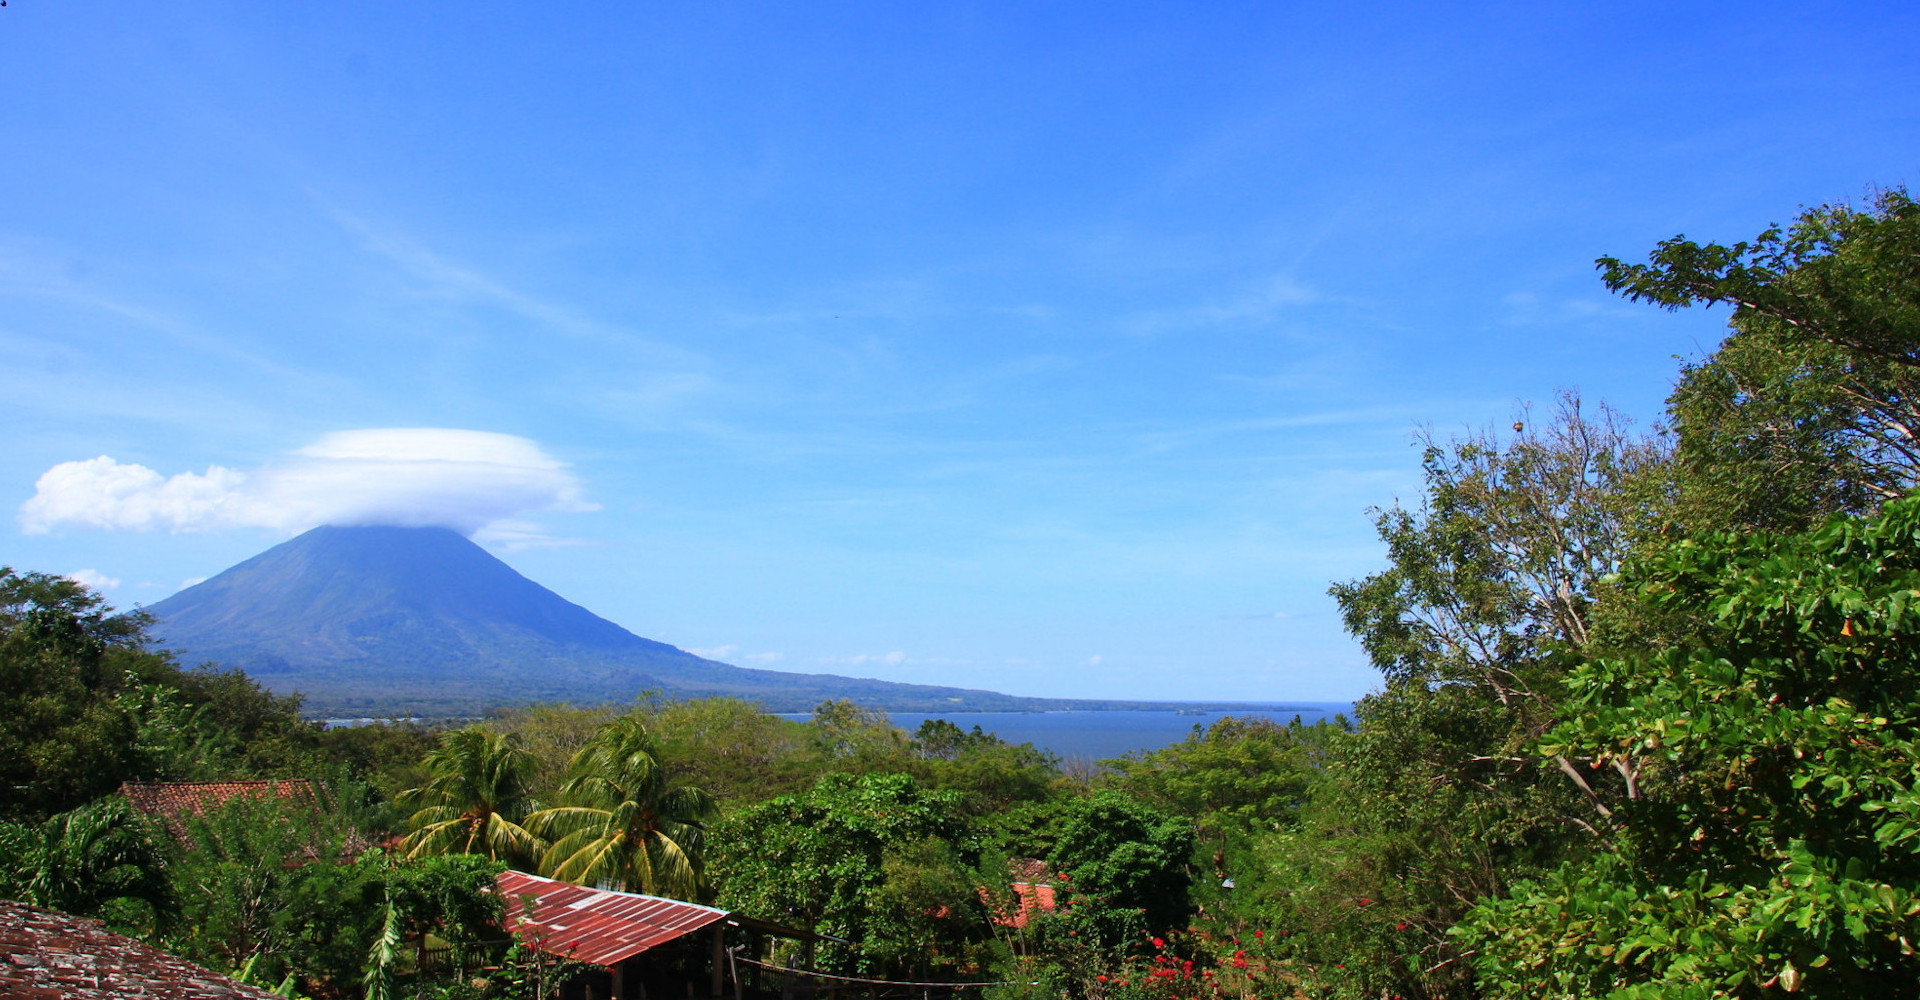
xmin=3 ymin=2 xmax=1915 ymax=702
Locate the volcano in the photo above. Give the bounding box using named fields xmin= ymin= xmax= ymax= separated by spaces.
xmin=147 ymin=525 xmax=1047 ymax=717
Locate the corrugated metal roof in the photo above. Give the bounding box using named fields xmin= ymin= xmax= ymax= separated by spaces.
xmin=497 ymin=870 xmax=730 ymax=967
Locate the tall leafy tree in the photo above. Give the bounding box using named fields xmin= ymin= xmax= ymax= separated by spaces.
xmin=711 ymin=771 xmax=977 ymax=976
xmin=1104 ymin=715 xmax=1333 ymax=836
xmin=1463 ymin=494 xmax=1920 ymax=998
xmin=907 ymin=719 xmax=1060 ymax=816
xmin=1 ymin=569 xmax=154 ymax=819
xmin=400 ymin=727 xmax=545 ymax=869
xmin=1600 ymin=188 xmax=1920 ymax=531
xmin=1042 ymin=791 xmax=1195 ymax=953
xmin=644 ymin=696 xmax=821 ymax=804
xmin=532 ymin=716 xmax=715 ymax=899
xmin=1 ymin=568 xmax=317 ymax=819
xmin=0 ymin=567 xmax=154 ymax=647
xmin=1282 ymin=396 xmax=1672 ymax=998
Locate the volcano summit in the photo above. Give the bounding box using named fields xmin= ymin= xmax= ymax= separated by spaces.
xmin=147 ymin=525 xmax=1056 ymax=717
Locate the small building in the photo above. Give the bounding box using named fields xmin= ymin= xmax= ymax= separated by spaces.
xmin=118 ymin=779 xmax=383 ymax=859
xmin=497 ymin=870 xmax=822 ymax=1000
xmin=119 ymin=780 xmax=316 ymax=837
xmin=990 ymin=859 xmax=1059 ymax=930
xmin=0 ymin=898 xmax=286 ymax=1000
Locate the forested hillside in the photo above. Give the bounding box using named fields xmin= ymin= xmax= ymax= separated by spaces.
xmin=5 ymin=189 xmax=1919 ymax=998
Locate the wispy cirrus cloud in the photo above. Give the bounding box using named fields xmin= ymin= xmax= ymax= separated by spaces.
xmin=1124 ymin=274 xmax=1322 ymax=336
xmin=821 ymin=651 xmax=908 ymax=667
xmin=688 ymin=645 xmax=785 ymax=665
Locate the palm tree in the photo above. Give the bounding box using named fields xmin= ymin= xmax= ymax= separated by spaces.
xmin=399 ymin=728 xmax=544 ymax=869
xmin=531 ymin=717 xmax=716 ymax=899
xmin=0 ymin=797 xmax=176 ymax=934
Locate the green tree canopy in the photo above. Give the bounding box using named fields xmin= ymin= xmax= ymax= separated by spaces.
xmin=1047 ymin=791 xmax=1195 ymax=953
xmin=711 ymin=771 xmax=977 ymax=976
xmin=1602 ymin=189 xmax=1920 ymax=531
xmin=1463 ymin=495 xmax=1920 ymax=997
xmin=1103 ymin=715 xmax=1333 ymax=835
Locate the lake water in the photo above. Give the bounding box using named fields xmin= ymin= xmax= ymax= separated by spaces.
xmin=780 ymin=704 xmax=1353 ymax=761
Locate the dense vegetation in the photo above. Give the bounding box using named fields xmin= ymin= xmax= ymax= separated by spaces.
xmin=4 ymin=189 xmax=1919 ymax=998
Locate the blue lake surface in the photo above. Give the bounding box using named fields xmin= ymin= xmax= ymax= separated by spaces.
xmin=780 ymin=704 xmax=1353 ymax=761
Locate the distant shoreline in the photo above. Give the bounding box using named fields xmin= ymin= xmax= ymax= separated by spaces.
xmin=318 ymin=700 xmax=1356 ymax=731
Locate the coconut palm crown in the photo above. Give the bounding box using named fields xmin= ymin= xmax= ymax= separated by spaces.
xmin=399 ymin=727 xmax=545 ymax=869
xmin=1 ymin=797 xmax=176 ymax=935
xmin=531 ymin=716 xmax=716 ymax=900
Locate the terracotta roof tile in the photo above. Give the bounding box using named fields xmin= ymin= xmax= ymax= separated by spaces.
xmin=0 ymin=899 xmax=284 ymax=1000
xmin=119 ymin=781 xmax=315 ymax=822
xmin=988 ymin=859 xmax=1060 ymax=928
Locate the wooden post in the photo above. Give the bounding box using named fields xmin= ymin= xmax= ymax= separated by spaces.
xmin=710 ymin=925 xmax=726 ymax=998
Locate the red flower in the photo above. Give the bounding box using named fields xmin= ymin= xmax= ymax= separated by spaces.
xmin=1252 ymin=930 xmax=1263 ymax=940
xmin=1152 ymin=936 xmax=1166 ymax=949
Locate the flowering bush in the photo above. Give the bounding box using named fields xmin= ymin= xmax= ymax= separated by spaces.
xmin=1088 ymin=931 xmax=1286 ymax=1000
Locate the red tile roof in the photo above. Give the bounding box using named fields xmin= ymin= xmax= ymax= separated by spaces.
xmin=497 ymin=871 xmax=730 ymax=968
xmin=1009 ymin=858 xmax=1055 ymax=883
xmin=989 ymin=860 xmax=1061 ymax=929
xmin=119 ymin=780 xmax=378 ymax=860
xmin=119 ymin=780 xmax=315 ymax=823
xmin=994 ymin=883 xmax=1059 ymax=929
xmin=0 ymin=899 xmax=284 ymax=1000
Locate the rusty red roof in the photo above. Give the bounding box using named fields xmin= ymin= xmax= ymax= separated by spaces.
xmin=117 ymin=780 xmax=375 ymax=859
xmin=1009 ymin=858 xmax=1055 ymax=883
xmin=497 ymin=871 xmax=730 ymax=967
xmin=986 ymin=859 xmax=1060 ymax=929
xmin=999 ymin=882 xmax=1058 ymax=928
xmin=119 ymin=780 xmax=315 ymax=822
xmin=0 ymin=899 xmax=284 ymax=1000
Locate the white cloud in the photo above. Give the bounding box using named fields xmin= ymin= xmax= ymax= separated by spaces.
xmin=1127 ymin=274 xmax=1321 ymax=336
xmin=689 ymin=646 xmax=787 ymax=665
xmin=825 ymin=651 xmax=908 ymax=667
xmin=65 ymin=568 xmax=119 ymax=592
xmin=19 ymin=429 xmax=596 ymax=539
